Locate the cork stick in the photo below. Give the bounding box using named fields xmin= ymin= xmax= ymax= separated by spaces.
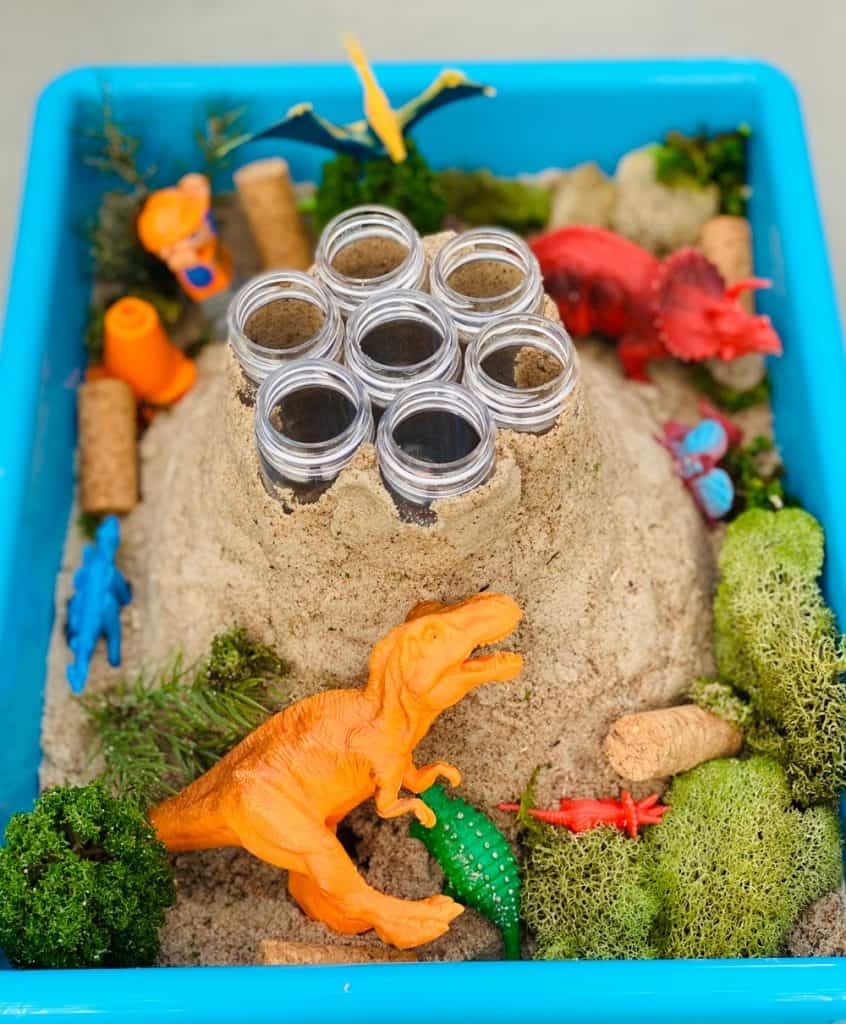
xmin=235 ymin=158 xmax=312 ymax=271
xmin=78 ymin=379 xmax=138 ymax=515
xmin=700 ymin=215 xmax=754 ymax=313
xmin=604 ymin=704 xmax=743 ymax=782
xmin=256 ymin=940 xmax=417 ymax=966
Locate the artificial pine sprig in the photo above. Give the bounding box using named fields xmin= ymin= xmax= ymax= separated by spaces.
xmin=82 ymin=627 xmax=287 ymax=809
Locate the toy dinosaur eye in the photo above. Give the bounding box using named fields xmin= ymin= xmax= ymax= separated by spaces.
xmin=422 ymin=624 xmax=439 ymax=644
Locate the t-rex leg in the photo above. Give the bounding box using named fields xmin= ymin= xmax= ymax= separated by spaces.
xmin=296 ymin=834 xmax=462 ymax=950
xmin=236 ymin=790 xmax=462 ymax=949
xmin=287 ymin=872 xmax=371 ymax=935
xmin=403 ymin=761 xmax=462 ymax=793
xmin=374 ymin=767 xmax=436 ymax=828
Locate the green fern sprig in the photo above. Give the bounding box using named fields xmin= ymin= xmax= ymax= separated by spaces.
xmin=82 ymin=628 xmax=287 ymax=809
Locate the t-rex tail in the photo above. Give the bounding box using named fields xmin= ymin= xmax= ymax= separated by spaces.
xmin=149 ymin=782 xmax=239 ymax=852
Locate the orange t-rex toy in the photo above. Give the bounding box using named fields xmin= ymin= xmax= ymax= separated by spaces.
xmin=150 ymin=593 xmax=523 ymax=949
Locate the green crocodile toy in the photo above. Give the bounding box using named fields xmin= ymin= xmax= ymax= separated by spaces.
xmin=410 ymin=784 xmax=521 ymax=959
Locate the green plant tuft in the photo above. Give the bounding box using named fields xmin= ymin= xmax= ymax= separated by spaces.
xmin=688 ymin=676 xmax=753 ymax=730
xmin=437 ymin=169 xmax=551 ymax=234
xmin=314 ymin=140 xmax=446 ymax=234
xmin=88 ymin=190 xmax=176 ymax=291
xmin=721 ymin=435 xmax=788 ymax=515
xmin=653 ymin=125 xmax=751 ymax=216
xmin=690 ymin=363 xmax=770 ymax=412
xmin=81 ymin=89 xmax=155 ymax=190
xmin=196 ymin=104 xmax=248 ymax=180
xmin=522 ymin=823 xmax=659 ymax=960
xmin=645 ymin=757 xmax=842 ymax=958
xmin=0 ymin=782 xmax=175 ymax=968
xmin=82 ymin=627 xmax=287 ymax=809
xmin=713 ymin=508 xmax=846 ymax=805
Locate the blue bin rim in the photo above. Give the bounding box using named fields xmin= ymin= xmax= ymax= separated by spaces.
xmin=2 ymin=57 xmax=846 ymax=1022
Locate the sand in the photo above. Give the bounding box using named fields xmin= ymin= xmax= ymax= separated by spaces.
xmin=38 ymin=231 xmax=758 ymax=965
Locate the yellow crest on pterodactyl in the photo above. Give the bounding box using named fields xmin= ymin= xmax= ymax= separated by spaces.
xmin=343 ymin=34 xmax=407 ymax=164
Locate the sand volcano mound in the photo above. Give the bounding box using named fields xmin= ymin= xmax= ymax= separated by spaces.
xmin=40 ymin=233 xmax=715 ymax=963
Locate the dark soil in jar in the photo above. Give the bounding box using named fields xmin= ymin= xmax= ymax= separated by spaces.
xmin=269 ymin=386 xmax=357 ymax=444
xmin=392 ymin=409 xmax=481 ymax=464
xmin=360 ymin=319 xmax=442 ymax=367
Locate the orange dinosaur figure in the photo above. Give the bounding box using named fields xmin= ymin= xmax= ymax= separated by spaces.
xmin=150 ymin=593 xmax=523 ymax=949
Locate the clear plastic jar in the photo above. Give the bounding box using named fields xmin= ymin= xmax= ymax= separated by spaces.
xmin=377 ymin=382 xmax=497 ymax=510
xmin=255 ymin=358 xmax=374 ymax=501
xmin=314 ymin=205 xmax=427 ymax=317
xmin=463 ymin=314 xmax=579 ymax=432
xmin=344 ymin=289 xmax=462 ymax=412
xmin=429 ymin=227 xmax=544 ymax=346
xmin=228 ymin=270 xmax=344 ymax=384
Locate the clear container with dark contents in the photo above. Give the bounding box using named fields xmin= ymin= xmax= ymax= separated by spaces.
xmin=255 ymin=358 xmax=374 ymax=503
xmin=463 ymin=313 xmax=579 ymax=432
xmin=313 ymin=205 xmax=427 ymax=318
xmin=376 ymin=381 xmax=497 ymax=524
xmin=344 ymin=289 xmax=461 ymax=417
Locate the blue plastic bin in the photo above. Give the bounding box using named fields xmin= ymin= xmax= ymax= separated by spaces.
xmin=2 ymin=59 xmax=846 ymax=1022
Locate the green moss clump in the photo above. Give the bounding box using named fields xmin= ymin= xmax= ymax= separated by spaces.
xmin=653 ymin=125 xmax=751 ymax=215
xmin=314 ymin=141 xmax=446 ymax=234
xmin=721 ymin=436 xmax=788 ymax=516
xmin=688 ymin=676 xmax=753 ymax=730
xmin=646 ymin=757 xmax=842 ymax=958
xmin=690 ymin=363 xmax=770 ymax=412
xmin=714 ymin=508 xmax=846 ymax=805
xmin=437 ymin=169 xmax=551 ymax=234
xmin=522 ymin=824 xmax=659 ymax=960
xmin=83 ymin=627 xmax=287 ymax=808
xmin=0 ymin=783 xmax=175 ymax=968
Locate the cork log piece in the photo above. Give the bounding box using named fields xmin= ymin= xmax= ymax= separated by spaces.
xmin=234 ymin=157 xmax=312 ymax=271
xmin=256 ymin=940 xmax=417 ymax=965
xmin=78 ymin=378 xmax=138 ymax=516
xmin=604 ymin=703 xmax=744 ymax=781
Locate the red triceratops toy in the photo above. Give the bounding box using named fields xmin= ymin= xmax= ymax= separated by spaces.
xmin=530 ymin=225 xmax=782 ymax=381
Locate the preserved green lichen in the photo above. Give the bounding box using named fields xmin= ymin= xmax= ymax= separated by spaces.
xmin=645 ymin=757 xmax=842 ymax=958
xmin=0 ymin=783 xmax=175 ymax=968
xmin=522 ymin=823 xmax=659 ymax=960
xmin=688 ymin=676 xmax=753 ymax=730
xmin=437 ymin=169 xmax=551 ymax=234
xmin=714 ymin=508 xmax=846 ymax=805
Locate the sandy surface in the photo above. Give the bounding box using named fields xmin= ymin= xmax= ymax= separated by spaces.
xmin=39 ymin=234 xmax=788 ymax=965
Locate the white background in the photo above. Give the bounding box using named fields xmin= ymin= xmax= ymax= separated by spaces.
xmin=1 ymin=0 xmax=843 ymax=315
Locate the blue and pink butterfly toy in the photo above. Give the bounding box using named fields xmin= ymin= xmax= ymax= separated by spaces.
xmin=659 ymin=407 xmax=741 ymax=523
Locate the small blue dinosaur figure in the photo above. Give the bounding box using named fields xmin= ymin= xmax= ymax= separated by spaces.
xmin=65 ymin=515 xmax=132 ymax=694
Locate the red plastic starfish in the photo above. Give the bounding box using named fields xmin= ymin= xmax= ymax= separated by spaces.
xmin=498 ymin=791 xmax=670 ymax=838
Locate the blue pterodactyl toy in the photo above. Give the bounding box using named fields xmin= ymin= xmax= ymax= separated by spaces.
xmin=223 ymin=36 xmax=495 ymax=164
xmin=65 ymin=515 xmax=132 ymax=694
